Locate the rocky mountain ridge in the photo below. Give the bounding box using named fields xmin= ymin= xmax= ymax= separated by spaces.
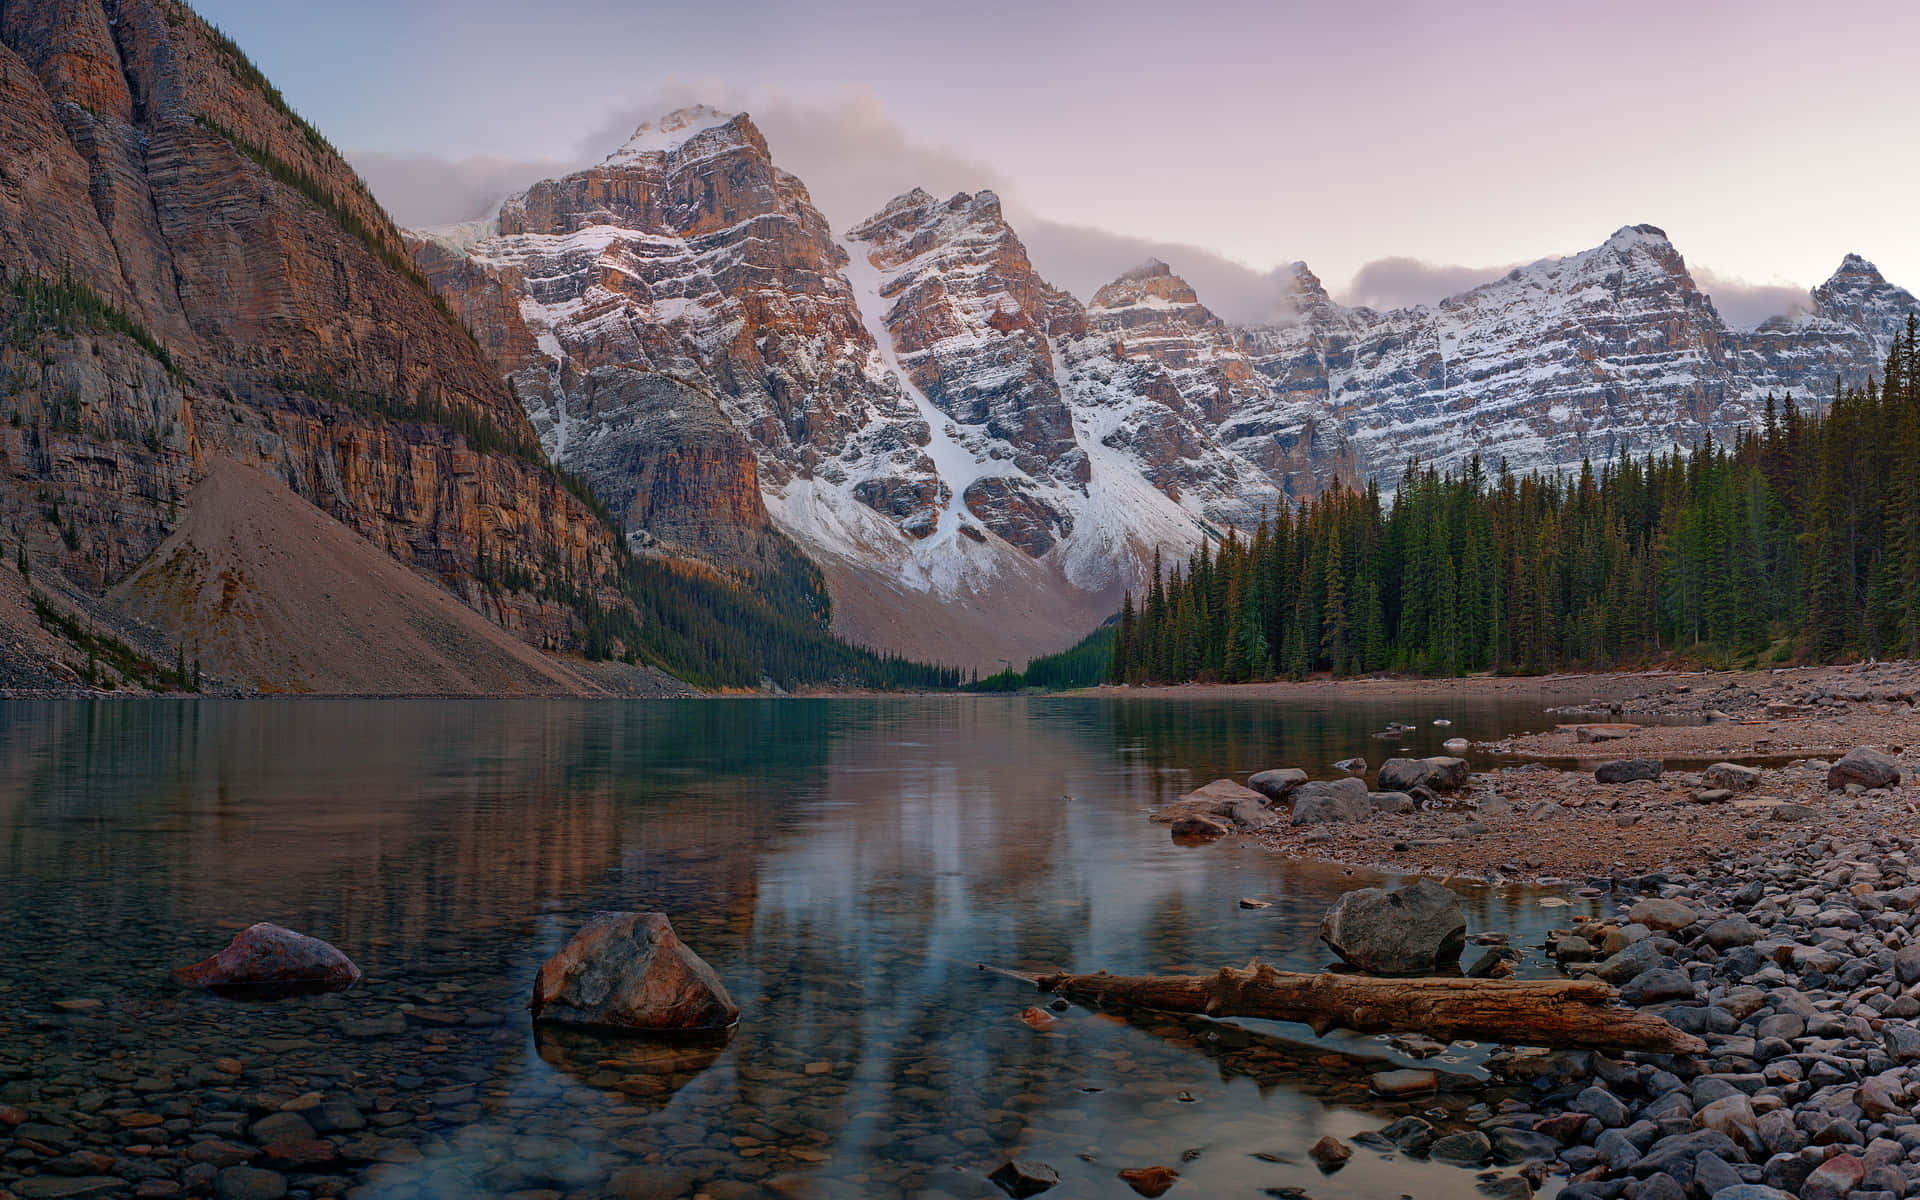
xmin=0 ymin=0 xmax=673 ymax=694
xmin=1241 ymin=225 xmax=1920 ymax=478
xmin=417 ymin=117 xmax=1288 ymax=667
xmin=415 ymin=107 xmax=1919 ymax=667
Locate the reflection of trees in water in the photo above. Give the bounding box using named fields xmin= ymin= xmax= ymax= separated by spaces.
xmin=0 ymin=697 xmax=1573 ymax=1198
xmin=0 ymin=700 xmax=844 ymax=994
xmin=1024 ymin=696 xmax=1549 ymax=808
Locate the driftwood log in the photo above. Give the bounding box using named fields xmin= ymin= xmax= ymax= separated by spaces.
xmin=1024 ymin=961 xmax=1705 ymax=1055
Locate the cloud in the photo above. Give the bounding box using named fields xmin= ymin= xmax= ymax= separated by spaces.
xmin=353 ymin=83 xmax=1020 ymax=236
xmin=573 ymin=84 xmax=1018 ymax=233
xmin=1692 ymin=267 xmax=1811 ymax=330
xmin=352 ymin=151 xmax=570 ymax=230
xmin=1332 ymin=255 xmax=1815 ymax=330
xmin=348 ymin=84 xmax=1318 ymax=326
xmin=1338 ymin=256 xmax=1514 ymax=311
xmin=1014 ymin=220 xmax=1295 ymax=324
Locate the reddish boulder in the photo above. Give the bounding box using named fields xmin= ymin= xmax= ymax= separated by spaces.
xmin=173 ymin=924 xmax=360 ymax=996
xmin=531 ymin=912 xmax=739 ymax=1033
xmin=1118 ymin=1165 xmax=1180 ymax=1197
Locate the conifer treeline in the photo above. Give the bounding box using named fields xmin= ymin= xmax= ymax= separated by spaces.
xmin=1111 ymin=317 xmax=1920 ymax=683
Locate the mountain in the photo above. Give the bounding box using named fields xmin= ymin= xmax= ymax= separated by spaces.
xmin=1243 ymin=227 xmax=1919 ymax=478
xmin=416 ymin=121 xmax=1279 ymax=669
xmin=415 ymin=107 xmax=1917 ymax=668
xmin=0 ymin=0 xmax=679 ymax=694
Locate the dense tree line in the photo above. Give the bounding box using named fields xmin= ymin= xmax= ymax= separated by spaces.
xmin=970 ymin=625 xmax=1116 ymax=692
xmin=1111 ymin=318 xmax=1920 ymax=683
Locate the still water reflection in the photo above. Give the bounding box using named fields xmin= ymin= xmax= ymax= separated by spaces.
xmin=0 ymin=697 xmax=1586 ymax=1198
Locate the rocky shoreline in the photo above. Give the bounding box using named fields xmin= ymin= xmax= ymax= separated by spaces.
xmin=1132 ymin=663 xmax=1920 ymax=1200
xmin=1288 ymin=826 xmax=1920 ymax=1200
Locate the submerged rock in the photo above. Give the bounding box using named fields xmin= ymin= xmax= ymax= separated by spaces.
xmin=989 ymin=1159 xmax=1060 ymax=1197
xmin=531 ymin=912 xmax=739 ymax=1033
xmin=172 ymin=924 xmax=361 ymax=997
xmin=1308 ymin=1135 xmax=1352 ymax=1169
xmin=1320 ymin=878 xmax=1467 ymax=975
xmin=1117 ymin=1165 xmax=1179 ymax=1197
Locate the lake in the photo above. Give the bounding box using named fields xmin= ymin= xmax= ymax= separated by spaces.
xmin=0 ymin=695 xmax=1594 ymax=1199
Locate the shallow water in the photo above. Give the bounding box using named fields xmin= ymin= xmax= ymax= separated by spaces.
xmin=0 ymin=696 xmax=1596 ymax=1198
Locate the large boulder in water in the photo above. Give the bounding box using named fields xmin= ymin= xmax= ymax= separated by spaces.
xmin=173 ymin=923 xmax=361 ymax=996
xmin=532 ymin=912 xmax=739 ymax=1033
xmin=1828 ymin=746 xmax=1901 ymax=791
xmin=1320 ymin=879 xmax=1466 ymax=975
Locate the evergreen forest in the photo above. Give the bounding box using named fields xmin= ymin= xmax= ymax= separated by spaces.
xmin=1107 ymin=318 xmax=1920 ymax=685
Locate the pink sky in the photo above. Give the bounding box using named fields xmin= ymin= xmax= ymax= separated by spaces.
xmin=193 ymin=0 xmax=1920 ymax=318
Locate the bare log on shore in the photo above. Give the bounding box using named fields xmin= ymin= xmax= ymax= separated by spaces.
xmin=1020 ymin=961 xmax=1705 ymax=1055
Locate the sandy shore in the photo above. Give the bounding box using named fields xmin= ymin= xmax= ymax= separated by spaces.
xmin=1129 ymin=661 xmax=1920 ymax=883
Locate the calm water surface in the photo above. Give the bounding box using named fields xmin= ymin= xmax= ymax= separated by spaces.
xmin=0 ymin=697 xmax=1595 ymax=1199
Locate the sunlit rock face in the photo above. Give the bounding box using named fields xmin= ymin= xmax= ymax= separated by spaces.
xmin=0 ymin=0 xmax=631 ymax=671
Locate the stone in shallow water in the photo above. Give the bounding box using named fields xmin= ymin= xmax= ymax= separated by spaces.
xmin=173 ymin=923 xmax=361 ymax=997
xmin=1308 ymin=1135 xmax=1351 ymax=1170
xmin=1320 ymin=878 xmax=1466 ymax=975
xmin=988 ymin=1158 xmax=1059 ymax=1197
xmin=212 ymin=1167 xmax=287 ymax=1200
xmin=1370 ymin=1068 xmax=1438 ymax=1098
xmin=1428 ymin=1130 xmax=1493 ymax=1166
xmin=531 ymin=912 xmax=738 ymax=1032
xmin=11 ymin=1180 xmax=128 ymax=1200
xmin=1117 ymin=1165 xmax=1179 ymax=1197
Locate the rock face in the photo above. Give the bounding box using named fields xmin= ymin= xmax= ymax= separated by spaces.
xmin=531 ymin=912 xmax=739 ymax=1033
xmin=840 ymin=190 xmax=1278 ymax=606
xmin=1084 ymin=258 xmax=1354 ymax=498
xmin=173 ymin=923 xmax=361 ymax=995
xmin=1242 ymin=227 xmax=1920 ymax=482
xmin=415 ymin=114 xmax=1282 ymax=669
xmin=0 ymin=0 xmax=636 ymax=691
xmin=1320 ymin=879 xmax=1467 ymax=975
xmin=410 ymin=108 xmax=896 ymax=576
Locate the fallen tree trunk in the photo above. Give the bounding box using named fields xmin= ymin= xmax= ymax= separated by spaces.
xmin=1025 ymin=961 xmax=1705 ymax=1055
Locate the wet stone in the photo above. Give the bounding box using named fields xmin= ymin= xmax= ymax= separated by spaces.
xmin=212 ymin=1166 xmax=287 ymax=1200
xmin=987 ymin=1158 xmax=1059 ymax=1197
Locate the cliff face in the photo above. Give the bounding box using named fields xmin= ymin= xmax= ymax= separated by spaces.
xmin=1245 ymin=230 xmax=1919 ymax=480
xmin=409 ymin=108 xmax=926 ymax=572
xmin=0 ymin=0 xmax=641 ymax=692
xmin=419 ymin=116 xmax=1275 ymax=668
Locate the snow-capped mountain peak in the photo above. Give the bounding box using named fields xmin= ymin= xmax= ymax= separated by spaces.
xmin=602 ymin=104 xmax=742 ymax=164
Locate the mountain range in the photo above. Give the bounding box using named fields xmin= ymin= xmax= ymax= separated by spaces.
xmin=413 ymin=107 xmax=1919 ymax=669
xmin=0 ymin=4 xmax=1912 ymax=691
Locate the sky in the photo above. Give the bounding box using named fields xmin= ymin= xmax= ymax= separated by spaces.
xmin=192 ymin=0 xmax=1920 ymax=326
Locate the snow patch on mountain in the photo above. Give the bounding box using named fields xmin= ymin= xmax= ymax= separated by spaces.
xmin=604 ymin=105 xmax=739 ymax=163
